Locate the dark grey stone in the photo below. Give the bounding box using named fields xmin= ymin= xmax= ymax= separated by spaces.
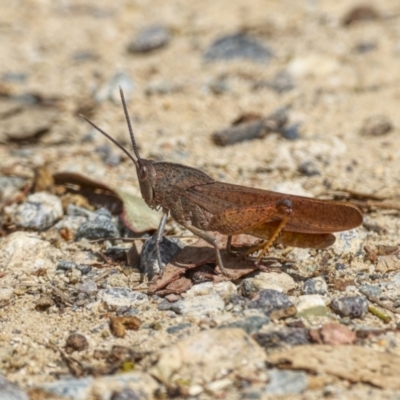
xmin=248 ymin=289 xmax=293 ymax=316
xmin=204 ymin=33 xmax=272 ymax=63
xmin=75 ymin=208 xmax=119 ymax=240
xmin=253 ymin=327 xmax=309 ymax=349
xmin=330 ymin=296 xmax=368 ymax=318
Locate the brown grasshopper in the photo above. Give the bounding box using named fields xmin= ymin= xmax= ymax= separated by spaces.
xmin=81 ymin=88 xmax=363 ymax=277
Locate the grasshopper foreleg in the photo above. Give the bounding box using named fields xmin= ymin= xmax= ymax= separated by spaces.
xmin=154 ymin=211 xmax=168 ymax=274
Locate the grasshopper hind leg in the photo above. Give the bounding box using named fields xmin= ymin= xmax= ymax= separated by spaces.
xmin=182 ymin=223 xmax=235 ymax=278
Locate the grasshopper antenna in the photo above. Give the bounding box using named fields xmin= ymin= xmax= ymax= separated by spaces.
xmin=119 ymin=87 xmax=141 ymax=161
xmin=79 ymin=114 xmax=138 ymax=168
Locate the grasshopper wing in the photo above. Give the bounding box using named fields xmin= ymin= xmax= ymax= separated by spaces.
xmin=186 ymin=182 xmax=362 ymax=234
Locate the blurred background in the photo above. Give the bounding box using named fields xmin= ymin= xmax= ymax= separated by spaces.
xmin=1 ymin=0 xmax=400 ymax=203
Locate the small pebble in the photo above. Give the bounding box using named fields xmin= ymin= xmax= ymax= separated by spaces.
xmin=281 ymin=124 xmax=300 ymax=140
xmin=127 ymin=25 xmax=170 ymax=53
xmin=98 ymin=287 xmax=148 ymax=311
xmin=35 ymin=295 xmax=55 ymax=311
xmin=75 ymin=208 xmax=119 ymax=240
xmin=170 ymin=293 xmax=224 ymax=317
xmin=12 ymin=192 xmax=63 ymax=230
xmin=359 ymin=115 xmax=393 ymax=137
xmin=248 ymin=289 xmax=294 ymax=316
xmin=303 ymin=277 xmax=327 ymax=295
xmin=298 ymin=161 xmax=320 ymax=176
xmin=204 ymin=33 xmax=272 ymax=63
xmin=65 ymin=333 xmax=89 ymax=353
xmin=330 ymin=296 xmax=368 ymax=318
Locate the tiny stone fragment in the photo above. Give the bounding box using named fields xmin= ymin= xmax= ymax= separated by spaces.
xmin=127 ymin=25 xmax=170 ymax=53
xmin=303 ymin=277 xmax=327 ymax=295
xmin=330 ymin=296 xmax=368 ymax=318
xmin=98 ymin=288 xmax=148 ymax=311
xmin=35 ymin=295 xmax=55 ymax=311
xmin=170 ymin=293 xmax=224 ymax=316
xmin=359 ymin=115 xmax=393 ymax=137
xmin=109 ymin=315 xmax=142 ymax=338
xmin=65 ymin=333 xmax=89 ymax=353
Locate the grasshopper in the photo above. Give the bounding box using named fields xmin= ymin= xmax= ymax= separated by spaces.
xmin=81 ymin=89 xmax=363 ymax=277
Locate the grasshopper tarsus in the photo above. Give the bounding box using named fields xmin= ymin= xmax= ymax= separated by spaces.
xmin=81 ymin=89 xmax=363 ymax=279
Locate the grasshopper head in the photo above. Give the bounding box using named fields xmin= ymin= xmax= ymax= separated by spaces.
xmin=136 ymin=159 xmax=157 ymax=207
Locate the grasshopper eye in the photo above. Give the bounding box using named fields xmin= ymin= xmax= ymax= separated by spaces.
xmin=138 ymin=166 xmax=147 ymax=180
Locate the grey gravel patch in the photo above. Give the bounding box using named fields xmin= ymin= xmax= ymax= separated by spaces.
xmin=140 ymin=236 xmax=184 ymax=278
xmin=127 ymin=25 xmax=170 ymax=53
xmin=303 ymin=277 xmax=328 ymax=295
xmin=204 ymin=33 xmax=273 ymax=63
xmin=75 ymin=208 xmax=119 ymax=240
xmin=264 ymin=369 xmax=307 ymax=395
xmin=98 ymin=287 xmax=148 ymax=311
xmin=12 ymin=192 xmax=63 ymax=230
xmin=330 ymin=296 xmax=368 ymax=318
xmin=248 ymin=289 xmax=294 ymax=316
xmin=0 ymin=375 xmax=29 ymax=400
